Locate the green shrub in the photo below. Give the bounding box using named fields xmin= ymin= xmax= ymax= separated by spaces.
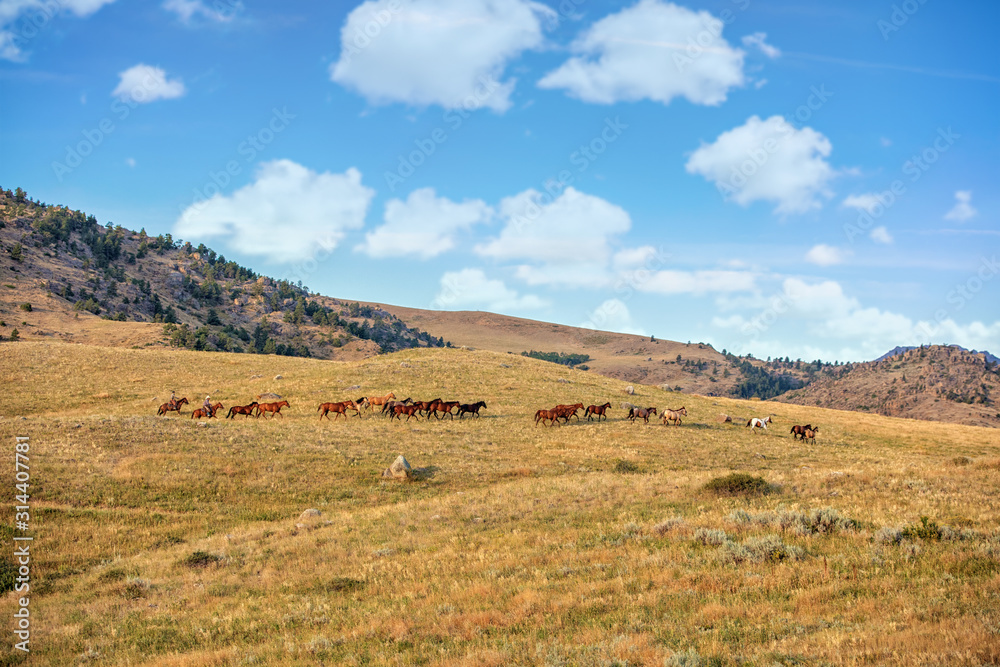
xmin=182 ymin=551 xmax=222 ymax=568
xmin=704 ymin=473 xmax=778 ymax=497
xmin=613 ymin=459 xmax=641 ymax=474
xmin=19 ymin=302 xmax=31 ymax=312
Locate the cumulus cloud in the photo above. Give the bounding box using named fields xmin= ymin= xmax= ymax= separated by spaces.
xmin=870 ymin=226 xmax=893 ymax=244
xmin=431 ymin=268 xmax=547 ymax=311
xmin=719 ymin=276 xmax=1000 ymax=361
xmin=841 ymin=193 xmax=881 ymax=213
xmin=741 ymin=32 xmax=780 ymax=58
xmin=112 ymin=64 xmax=186 ymax=103
xmin=944 ymin=190 xmax=977 ymax=222
xmin=356 ymin=188 xmax=492 ymax=259
xmin=1 ymin=0 xmax=117 ymax=61
xmin=475 ymin=186 xmax=631 ymax=287
xmin=686 ymin=115 xmax=834 ymax=215
xmin=174 ymin=159 xmax=375 ymax=263
xmin=330 ymin=0 xmax=553 ymax=112
xmin=805 ymin=244 xmax=848 ymax=266
xmin=580 ymin=298 xmax=646 ymax=335
xmin=538 ymin=0 xmax=745 ymax=106
xmin=162 ymin=0 xmax=239 ymax=23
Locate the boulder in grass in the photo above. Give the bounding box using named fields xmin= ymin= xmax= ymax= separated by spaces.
xmin=257 ymin=392 xmax=282 ymax=401
xmin=382 ymin=455 xmax=412 ymax=480
xmin=297 ymin=509 xmax=322 ymax=527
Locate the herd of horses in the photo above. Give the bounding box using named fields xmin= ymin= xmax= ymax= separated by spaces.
xmin=155 ymin=394 xmax=819 ymax=440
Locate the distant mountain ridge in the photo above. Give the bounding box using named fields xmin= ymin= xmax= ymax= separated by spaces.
xmin=876 ymin=345 xmax=998 ymax=365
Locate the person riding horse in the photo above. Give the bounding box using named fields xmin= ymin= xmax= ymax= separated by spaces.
xmin=203 ymin=395 xmax=214 ymax=418
xmin=169 ymin=390 xmax=178 ymax=410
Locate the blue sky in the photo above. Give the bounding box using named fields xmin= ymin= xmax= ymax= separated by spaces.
xmin=2 ymin=0 xmax=998 ymax=362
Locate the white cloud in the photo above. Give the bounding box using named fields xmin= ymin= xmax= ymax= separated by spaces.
xmin=580 ymin=298 xmax=646 ymax=335
xmin=725 ymin=276 xmax=1000 ymax=361
xmin=475 ymin=186 xmax=631 ymax=287
xmin=1 ymin=0 xmax=117 ymax=61
xmin=741 ymin=32 xmax=780 ymax=58
xmin=805 ymin=244 xmax=848 ymax=266
xmin=330 ymin=0 xmax=553 ymax=112
xmin=174 ymin=159 xmax=375 ymax=263
xmin=163 ymin=0 xmax=238 ymax=23
xmin=538 ymin=0 xmax=745 ymax=106
xmin=944 ymin=190 xmax=977 ymax=222
xmin=637 ymin=269 xmax=758 ymax=295
xmin=841 ymin=193 xmax=881 ymax=213
xmin=356 ymin=188 xmax=491 ymax=259
xmin=686 ymin=115 xmax=835 ymax=215
xmin=612 ymin=245 xmax=658 ymax=270
xmin=870 ymin=226 xmax=893 ymax=244
xmin=431 ymin=268 xmax=547 ymax=311
xmin=112 ymin=64 xmax=186 ymax=103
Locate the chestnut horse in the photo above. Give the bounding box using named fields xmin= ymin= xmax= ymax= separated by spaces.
xmin=553 ymin=403 xmax=584 ymax=422
xmin=319 ymin=401 xmax=361 ymax=420
xmin=802 ymin=426 xmax=819 ymax=443
xmin=226 ymin=402 xmax=258 ymax=419
xmin=662 ymin=406 xmax=687 ymax=426
xmin=457 ymin=401 xmax=487 ymax=418
xmin=192 ymin=403 xmax=223 ymax=419
xmin=790 ymin=424 xmax=813 ymax=440
xmin=535 ymin=409 xmax=561 ymax=427
xmin=256 ymin=400 xmax=290 ymax=418
xmin=390 ymin=404 xmax=420 ymax=421
xmin=428 ymin=400 xmax=461 ymax=420
xmin=584 ymin=402 xmax=611 ymax=421
xmin=157 ymin=397 xmax=188 ymax=416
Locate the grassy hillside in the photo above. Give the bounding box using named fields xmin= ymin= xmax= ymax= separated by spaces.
xmin=0 ymin=188 xmax=444 ymax=360
xmin=2 ymin=341 xmax=999 ymax=665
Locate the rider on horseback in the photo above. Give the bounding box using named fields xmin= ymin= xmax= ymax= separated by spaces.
xmin=169 ymin=390 xmax=178 ymax=410
xmin=203 ymin=395 xmax=213 ymax=418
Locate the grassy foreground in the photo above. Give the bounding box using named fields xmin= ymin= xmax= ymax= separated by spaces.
xmin=1 ymin=341 xmax=999 ymax=666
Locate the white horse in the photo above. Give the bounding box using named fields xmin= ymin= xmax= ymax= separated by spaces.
xmin=746 ymin=415 xmax=772 ymax=432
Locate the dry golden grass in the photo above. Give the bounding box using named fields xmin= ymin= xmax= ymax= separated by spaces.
xmin=1 ymin=341 xmax=999 ymax=665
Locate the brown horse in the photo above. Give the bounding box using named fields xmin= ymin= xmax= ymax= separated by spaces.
xmin=157 ymin=397 xmax=188 ymax=416
xmin=662 ymin=406 xmax=687 ymax=426
xmin=428 ymin=400 xmax=461 ymax=419
xmin=457 ymin=401 xmax=487 ymax=418
xmin=226 ymin=402 xmax=258 ymax=419
xmin=553 ymin=403 xmax=584 ymax=422
xmin=628 ymin=406 xmax=657 ymax=423
xmin=381 ymin=397 xmax=413 ymax=416
xmin=790 ymin=424 xmax=813 ymax=440
xmin=411 ymin=399 xmax=441 ymax=418
xmin=192 ymin=403 xmax=223 ymax=419
xmin=256 ymin=400 xmax=290 ymax=418
xmin=584 ymin=402 xmax=611 ymax=421
xmin=535 ymin=409 xmax=560 ymax=427
xmin=803 ymin=426 xmax=819 ymax=443
xmin=390 ymin=404 xmax=420 ymax=421
xmin=318 ymin=401 xmax=361 ymax=421
xmin=363 ymin=392 xmax=396 ymax=411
